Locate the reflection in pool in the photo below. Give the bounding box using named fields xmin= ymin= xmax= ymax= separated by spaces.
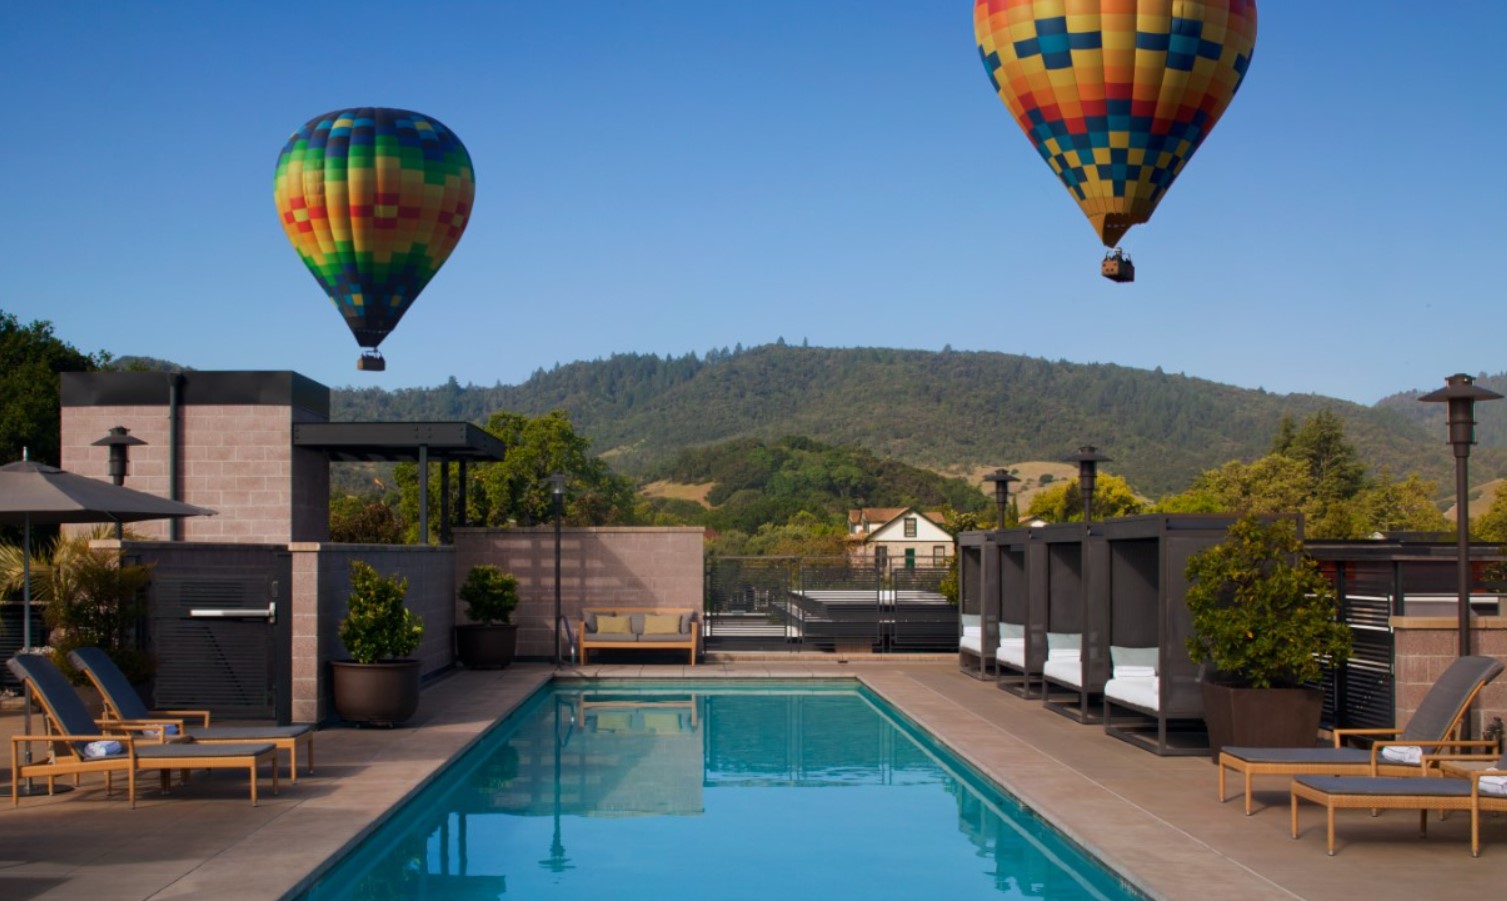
xmin=299 ymin=682 xmax=1140 ymax=900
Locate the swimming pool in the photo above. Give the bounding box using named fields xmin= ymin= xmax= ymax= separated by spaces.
xmin=296 ymin=681 xmax=1142 ymax=900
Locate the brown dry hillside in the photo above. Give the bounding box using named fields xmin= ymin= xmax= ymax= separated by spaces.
xmin=947 ymin=461 xmax=1083 ymax=514
xmin=640 ymin=480 xmax=716 ymax=508
xmin=1445 ymin=477 xmax=1505 ymax=522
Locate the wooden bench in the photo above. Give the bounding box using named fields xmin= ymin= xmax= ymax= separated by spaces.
xmin=579 ymin=607 xmax=699 ymax=666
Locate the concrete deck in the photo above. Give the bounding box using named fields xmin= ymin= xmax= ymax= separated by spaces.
xmin=1 ymin=660 xmax=1502 ymax=900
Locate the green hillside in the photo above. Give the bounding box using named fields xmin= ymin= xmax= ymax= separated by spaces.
xmin=331 ymin=344 xmax=1502 ymax=498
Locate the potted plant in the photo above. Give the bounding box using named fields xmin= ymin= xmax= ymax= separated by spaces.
xmin=331 ymin=560 xmax=426 ymax=726
xmin=1184 ymin=514 xmax=1352 ymax=758
xmin=454 ymin=564 xmax=520 ymax=669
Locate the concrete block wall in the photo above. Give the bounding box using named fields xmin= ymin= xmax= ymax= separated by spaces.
xmin=453 ymin=526 xmax=705 ymax=659
xmin=59 ymin=371 xmax=331 ymax=544
xmin=289 ymin=543 xmax=455 ymax=724
xmin=1392 ymin=616 xmax=1507 ymax=737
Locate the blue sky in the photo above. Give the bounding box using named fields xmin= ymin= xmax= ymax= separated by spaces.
xmin=3 ymin=2 xmax=1502 ymax=405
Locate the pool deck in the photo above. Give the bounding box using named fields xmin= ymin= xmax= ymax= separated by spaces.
xmin=0 ymin=659 xmax=1501 ymax=900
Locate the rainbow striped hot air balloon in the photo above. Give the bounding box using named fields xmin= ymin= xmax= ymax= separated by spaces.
xmin=273 ymin=108 xmax=475 ymax=369
xmin=974 ymin=1 xmax=1257 ymax=280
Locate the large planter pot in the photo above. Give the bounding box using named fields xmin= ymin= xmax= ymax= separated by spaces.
xmin=1201 ymin=681 xmax=1324 ymax=761
xmin=455 ymin=624 xmax=519 ymax=670
xmin=331 ymin=659 xmax=421 ymax=726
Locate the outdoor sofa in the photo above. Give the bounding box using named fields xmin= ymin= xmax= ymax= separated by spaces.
xmin=580 ymin=607 xmax=699 ymax=665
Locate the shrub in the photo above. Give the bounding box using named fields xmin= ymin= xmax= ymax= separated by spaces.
xmin=339 ymin=561 xmax=424 ymax=664
xmin=458 ymin=564 xmax=519 ymax=626
xmin=1184 ymin=515 xmax=1352 ymax=689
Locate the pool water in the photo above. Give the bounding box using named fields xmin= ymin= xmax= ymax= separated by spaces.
xmin=298 ymin=681 xmax=1141 ymax=900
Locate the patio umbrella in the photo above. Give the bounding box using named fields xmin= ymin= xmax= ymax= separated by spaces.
xmin=0 ymin=457 xmax=216 ymax=651
xmin=0 ymin=456 xmax=215 ymax=790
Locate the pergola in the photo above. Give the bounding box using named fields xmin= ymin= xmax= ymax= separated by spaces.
xmin=293 ymin=422 xmax=506 ymax=543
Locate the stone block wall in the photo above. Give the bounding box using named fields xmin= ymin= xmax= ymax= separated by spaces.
xmin=453 ymin=526 xmax=704 ymax=659
xmin=289 ymin=543 xmax=455 ymax=724
xmin=1392 ymin=616 xmax=1507 ymax=737
xmin=60 ymin=371 xmax=330 ymax=544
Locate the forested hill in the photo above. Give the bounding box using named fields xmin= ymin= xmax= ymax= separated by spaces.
xmin=1376 ymin=373 xmax=1507 ymax=449
xmin=332 ymin=344 xmax=1501 ymax=498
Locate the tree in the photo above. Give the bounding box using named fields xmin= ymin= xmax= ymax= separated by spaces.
xmin=397 ymin=409 xmax=640 ymax=540
xmin=1024 ymin=473 xmax=1144 ymax=523
xmin=1474 ymin=488 xmax=1507 ymax=543
xmin=0 ymin=310 xmax=101 ymax=466
xmin=1287 ymin=409 xmax=1366 ymax=503
xmin=330 ymin=496 xmax=407 ymax=543
xmin=1353 ymin=473 xmax=1451 ymax=537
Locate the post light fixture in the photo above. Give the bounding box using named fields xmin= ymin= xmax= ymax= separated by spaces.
xmin=1419 ymin=374 xmax=1502 ymax=662
xmin=982 ymin=469 xmax=1019 ymax=530
xmin=1065 ymin=446 xmax=1112 ymax=524
xmin=546 ymin=472 xmax=568 ymax=666
xmin=92 ymin=426 xmax=146 ymax=538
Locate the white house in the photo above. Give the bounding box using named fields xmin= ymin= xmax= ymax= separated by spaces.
xmin=846 ymin=506 xmax=953 ymax=572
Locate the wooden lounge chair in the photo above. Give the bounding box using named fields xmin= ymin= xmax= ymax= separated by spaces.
xmin=68 ymin=646 xmax=315 ymax=782
xmin=1218 ymin=655 xmax=1504 ymax=814
xmin=1290 ymin=749 xmax=1507 ymax=856
xmin=7 ymin=654 xmax=278 ymax=807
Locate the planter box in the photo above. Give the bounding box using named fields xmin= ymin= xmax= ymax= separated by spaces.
xmin=330 ymin=659 xmax=421 ymax=726
xmin=1201 ymin=681 xmax=1323 ymax=761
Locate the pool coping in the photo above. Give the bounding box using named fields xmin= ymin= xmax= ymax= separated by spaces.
xmin=3 ymin=661 xmax=1504 ymax=900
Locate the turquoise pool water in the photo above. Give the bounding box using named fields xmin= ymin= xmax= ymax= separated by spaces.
xmin=298 ymin=681 xmax=1141 ymax=900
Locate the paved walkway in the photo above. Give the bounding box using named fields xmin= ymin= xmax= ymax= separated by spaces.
xmin=1 ymin=660 xmax=1502 ymax=900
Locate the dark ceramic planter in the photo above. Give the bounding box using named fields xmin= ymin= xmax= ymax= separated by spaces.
xmin=455 ymin=624 xmax=519 ymax=670
xmin=1201 ymin=681 xmax=1323 ymax=761
xmin=330 ymin=659 xmax=421 ymax=726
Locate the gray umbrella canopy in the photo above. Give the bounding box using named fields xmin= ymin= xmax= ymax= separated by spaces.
xmin=0 ymin=460 xmax=216 ymax=525
xmin=0 ymin=458 xmax=216 ymax=651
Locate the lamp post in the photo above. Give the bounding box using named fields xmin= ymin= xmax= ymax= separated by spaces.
xmin=1065 ymin=446 xmax=1111 ymax=526
xmin=546 ymin=472 xmax=567 ymax=666
xmin=1419 ymin=374 xmax=1502 ymax=662
xmin=92 ymin=426 xmax=146 ymax=539
xmin=982 ymin=469 xmax=1019 ymax=530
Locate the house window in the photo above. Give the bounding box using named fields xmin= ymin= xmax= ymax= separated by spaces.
xmin=874 ymin=546 xmax=888 ymax=571
xmin=904 ymin=517 xmax=917 ymax=538
xmin=933 ymin=546 xmax=946 ymax=564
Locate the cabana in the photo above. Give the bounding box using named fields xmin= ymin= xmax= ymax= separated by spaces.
xmin=1101 ymin=515 xmax=1240 ymax=755
xmin=1037 ymin=524 xmax=1108 ymax=723
xmin=956 ymin=533 xmax=995 ymax=679
xmin=993 ymin=529 xmax=1041 ymax=698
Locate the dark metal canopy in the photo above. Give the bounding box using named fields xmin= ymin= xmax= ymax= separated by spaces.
xmin=292 ymin=422 xmax=506 ymax=463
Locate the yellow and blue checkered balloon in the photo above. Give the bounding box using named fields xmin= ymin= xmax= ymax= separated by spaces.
xmin=975 ymin=0 xmax=1257 ymax=248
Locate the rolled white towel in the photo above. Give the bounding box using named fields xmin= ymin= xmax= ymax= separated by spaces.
xmin=1480 ymin=769 xmax=1507 ymax=796
xmin=1379 ymin=745 xmax=1423 ymax=765
xmin=83 ymin=740 xmax=124 ymax=759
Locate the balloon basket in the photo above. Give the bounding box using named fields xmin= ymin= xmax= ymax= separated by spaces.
xmin=357 ymin=351 xmax=387 ymax=372
xmin=1101 ymin=250 xmax=1134 ymax=283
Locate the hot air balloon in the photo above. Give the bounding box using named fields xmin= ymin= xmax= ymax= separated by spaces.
xmin=273 ymin=107 xmax=476 ymax=369
xmin=974 ymin=1 xmax=1257 ymax=282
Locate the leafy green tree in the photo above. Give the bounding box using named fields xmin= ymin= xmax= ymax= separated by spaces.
xmin=1024 ymin=473 xmax=1144 ymax=523
xmin=1353 ymin=473 xmax=1451 ymax=536
xmin=1184 ymin=515 xmax=1351 ymax=688
xmin=1474 ymin=488 xmax=1507 ymax=543
xmin=396 ymin=409 xmax=640 ymax=541
xmin=1288 ymin=409 xmax=1367 ymax=503
xmin=0 ymin=310 xmax=102 ymax=466
xmin=330 ymin=496 xmax=407 ymax=544
xmin=742 ymin=511 xmax=848 ymax=557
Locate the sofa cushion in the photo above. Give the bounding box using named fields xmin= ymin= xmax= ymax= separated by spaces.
xmin=644 ymin=614 xmax=682 ymax=635
xmin=1111 ymin=645 xmax=1159 ymax=673
xmin=595 ymin=614 xmax=632 ymax=635
xmin=638 ymin=632 xmax=692 ymax=643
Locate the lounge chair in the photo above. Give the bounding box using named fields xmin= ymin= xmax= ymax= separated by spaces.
xmin=1290 ymin=749 xmax=1507 ymax=856
xmin=68 ymin=646 xmax=315 ymax=782
xmin=1218 ymin=655 xmax=1504 ymax=814
xmin=7 ymin=654 xmax=278 ymax=807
